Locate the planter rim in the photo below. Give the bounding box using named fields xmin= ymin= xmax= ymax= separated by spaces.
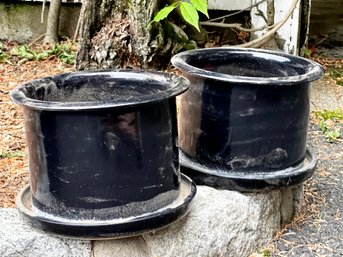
xmin=10 ymin=69 xmax=189 ymax=111
xmin=171 ymin=47 xmax=324 ymax=85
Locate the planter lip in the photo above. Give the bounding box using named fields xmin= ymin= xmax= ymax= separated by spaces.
xmin=10 ymin=69 xmax=189 ymax=111
xmin=171 ymin=47 xmax=324 ymax=85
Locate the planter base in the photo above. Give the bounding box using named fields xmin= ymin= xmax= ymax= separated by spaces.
xmin=180 ymin=148 xmax=317 ymax=192
xmin=16 ymin=175 xmax=196 ymax=239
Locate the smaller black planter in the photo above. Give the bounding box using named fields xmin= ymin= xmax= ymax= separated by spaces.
xmin=172 ymin=48 xmax=324 ymax=191
xmin=10 ymin=70 xmax=196 ymax=238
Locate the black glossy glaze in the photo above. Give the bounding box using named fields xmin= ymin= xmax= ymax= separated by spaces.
xmin=11 ymin=70 xmax=189 ymax=110
xmin=172 ymin=48 xmax=324 ymax=190
xmin=180 ymin=148 xmax=316 ymax=192
xmin=11 ymin=70 xmax=193 ymax=225
xmin=16 ymin=175 xmax=196 ymax=239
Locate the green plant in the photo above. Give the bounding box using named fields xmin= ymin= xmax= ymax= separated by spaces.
xmin=319 ymin=121 xmax=340 ymax=143
xmin=0 ymin=42 xmax=12 ymax=64
xmin=0 ymin=47 xmax=5 ymax=60
xmin=261 ymin=249 xmax=272 ymax=257
xmin=314 ymin=109 xmax=343 ymax=143
xmin=57 ymin=44 xmax=76 ymax=64
xmin=330 ymin=68 xmax=343 ymax=86
xmin=0 ymin=150 xmax=25 ymax=159
xmin=149 ymin=0 xmax=209 ymax=31
xmin=10 ymin=43 xmax=76 ymax=65
xmin=303 ymin=47 xmax=313 ymax=58
xmin=11 ymin=45 xmax=39 ymax=63
xmin=314 ymin=109 xmax=343 ymax=121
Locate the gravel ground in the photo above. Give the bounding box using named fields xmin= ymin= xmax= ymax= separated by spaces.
xmin=269 ymin=125 xmax=343 ymax=257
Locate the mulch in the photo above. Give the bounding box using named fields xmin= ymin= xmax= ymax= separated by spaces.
xmin=0 ymin=53 xmax=74 ymax=207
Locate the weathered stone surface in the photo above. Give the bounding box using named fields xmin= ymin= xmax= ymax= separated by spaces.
xmin=143 ymin=186 xmax=281 ymax=257
xmin=0 ymin=209 xmax=91 ymax=257
xmin=1 ymin=185 xmax=303 ymax=257
xmin=93 ymin=186 xmax=297 ymax=257
xmin=291 ymin=183 xmax=304 ymax=215
xmin=280 ymin=187 xmax=295 ymax=225
xmin=93 ymin=236 xmax=151 ymax=257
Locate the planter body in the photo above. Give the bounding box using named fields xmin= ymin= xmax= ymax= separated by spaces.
xmin=10 ymin=70 xmax=195 ymax=236
xmin=172 ymin=48 xmax=324 ymax=190
xmin=23 ymin=100 xmax=179 ymax=220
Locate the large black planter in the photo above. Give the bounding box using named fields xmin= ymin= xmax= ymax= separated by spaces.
xmin=171 ymin=48 xmax=324 ymax=191
xmin=10 ymin=70 xmax=196 ymax=238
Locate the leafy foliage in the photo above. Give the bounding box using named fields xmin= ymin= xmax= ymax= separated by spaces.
xmin=314 ymin=109 xmax=343 ymax=143
xmin=329 ymin=68 xmax=343 ymax=86
xmin=180 ymin=2 xmax=200 ymax=31
xmin=261 ymin=249 xmax=272 ymax=257
xmin=148 ymin=2 xmax=179 ymax=26
xmin=149 ymin=0 xmax=208 ymax=31
xmin=0 ymin=151 xmax=25 ymax=159
xmin=10 ymin=43 xmax=76 ymax=65
xmin=0 ymin=42 xmax=12 ymax=64
xmin=190 ymin=0 xmax=209 ymax=17
xmin=314 ymin=109 xmax=343 ymax=120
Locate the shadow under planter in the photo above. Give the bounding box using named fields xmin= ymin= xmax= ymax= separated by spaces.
xmin=10 ymin=70 xmax=196 ymax=239
xmin=172 ymin=48 xmax=324 ymax=191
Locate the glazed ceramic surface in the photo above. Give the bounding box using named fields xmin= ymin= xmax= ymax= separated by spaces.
xmin=11 ymin=70 xmax=196 ymax=236
xmin=172 ymin=48 xmax=324 ymax=190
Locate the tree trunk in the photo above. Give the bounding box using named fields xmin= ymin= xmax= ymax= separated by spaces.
xmin=76 ymin=0 xmax=197 ymax=70
xmin=44 ymin=0 xmax=62 ymax=44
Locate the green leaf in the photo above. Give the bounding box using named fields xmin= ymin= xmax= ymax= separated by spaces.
xmin=180 ymin=2 xmax=200 ymax=31
xmin=324 ymin=129 xmax=340 ymax=143
xmin=148 ymin=3 xmax=179 ymax=27
xmin=0 ymin=151 xmax=25 ymax=159
xmin=190 ymin=0 xmax=209 ymax=18
xmin=319 ymin=120 xmax=327 ymax=132
xmin=37 ymin=51 xmax=50 ymax=60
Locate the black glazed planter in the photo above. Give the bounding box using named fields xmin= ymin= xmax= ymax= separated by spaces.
xmin=171 ymin=48 xmax=324 ymax=191
xmin=10 ymin=70 xmax=196 ymax=238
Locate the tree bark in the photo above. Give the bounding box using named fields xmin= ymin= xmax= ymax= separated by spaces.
xmin=76 ymin=0 xmax=197 ymax=71
xmin=44 ymin=0 xmax=62 ymax=44
xmin=76 ymin=0 xmax=159 ymax=70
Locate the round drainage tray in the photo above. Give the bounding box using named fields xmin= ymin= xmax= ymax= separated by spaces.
xmin=16 ymin=174 xmax=196 ymax=239
xmin=180 ymin=148 xmax=317 ymax=192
